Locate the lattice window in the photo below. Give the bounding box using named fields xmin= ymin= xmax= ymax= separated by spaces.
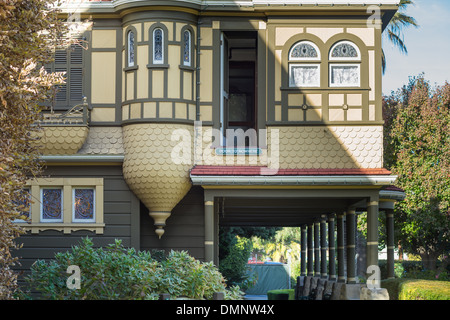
xmin=329 ymin=41 xmax=361 ymax=87
xmin=288 ymin=41 xmax=321 ymax=88
xmin=73 ymin=188 xmax=95 ymax=222
xmin=127 ymin=30 xmax=135 ymax=67
xmin=183 ymin=29 xmax=191 ymax=66
xmin=153 ymin=28 xmax=164 ymax=64
xmin=41 ymin=188 xmax=63 ymax=222
xmin=289 ymin=41 xmax=320 ymax=60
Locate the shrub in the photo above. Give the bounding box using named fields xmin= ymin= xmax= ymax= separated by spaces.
xmin=219 ymin=236 xmax=255 ymax=290
xmin=267 ymin=289 xmax=295 ymax=300
xmin=381 ymin=278 xmax=450 ymax=300
xmin=24 ymin=237 xmax=243 ymax=300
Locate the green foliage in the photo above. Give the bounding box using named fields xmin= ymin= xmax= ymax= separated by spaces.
xmin=24 ymin=237 xmax=243 ymax=300
xmin=383 ymin=75 xmax=450 ymax=270
xmin=267 ymin=289 xmax=295 ymax=300
xmin=381 ymin=278 xmax=450 ymax=300
xmin=219 ymin=235 xmax=255 ymax=290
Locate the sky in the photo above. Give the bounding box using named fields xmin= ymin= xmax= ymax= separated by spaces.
xmin=382 ymin=0 xmax=450 ymax=95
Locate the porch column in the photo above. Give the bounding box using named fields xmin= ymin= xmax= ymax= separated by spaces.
xmin=320 ymin=215 xmax=328 ymax=279
xmin=386 ymin=209 xmax=395 ymax=279
xmin=307 ymin=224 xmax=314 ymax=276
xmin=337 ymin=213 xmax=346 ymax=282
xmin=204 ymin=198 xmax=215 ymax=263
xmin=314 ymin=221 xmax=320 ymax=276
xmin=328 ymin=214 xmax=336 ymax=281
xmin=367 ymin=197 xmax=379 ymax=269
xmin=346 ymin=208 xmax=357 ymax=284
xmin=301 ymin=224 xmax=307 ymax=277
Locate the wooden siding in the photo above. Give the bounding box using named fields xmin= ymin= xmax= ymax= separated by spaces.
xmin=140 ymin=186 xmax=205 ymax=261
xmin=13 ymin=165 xmax=140 ymax=278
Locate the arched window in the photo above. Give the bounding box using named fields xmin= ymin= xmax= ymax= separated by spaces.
xmin=288 ymin=41 xmax=320 ymax=87
xmin=182 ymin=29 xmax=192 ymax=67
xmin=127 ymin=30 xmax=135 ymax=67
xmin=329 ymin=41 xmax=361 ymax=87
xmin=153 ymin=28 xmax=164 ymax=64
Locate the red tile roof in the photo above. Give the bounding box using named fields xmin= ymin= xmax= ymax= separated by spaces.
xmin=190 ymin=165 xmax=392 ymax=176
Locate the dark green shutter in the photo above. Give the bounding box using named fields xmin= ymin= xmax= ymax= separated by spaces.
xmin=50 ymin=41 xmax=84 ymax=110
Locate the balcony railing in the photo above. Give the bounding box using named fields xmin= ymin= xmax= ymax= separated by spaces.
xmin=39 ymin=97 xmax=91 ymax=126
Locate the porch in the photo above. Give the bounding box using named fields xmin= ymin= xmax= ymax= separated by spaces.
xmin=190 ymin=166 xmax=405 ymax=287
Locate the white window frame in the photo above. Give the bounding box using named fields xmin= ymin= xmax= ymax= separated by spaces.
xmin=40 ymin=187 xmax=64 ymax=223
xmin=329 ymin=63 xmax=361 ymax=87
xmin=153 ymin=28 xmax=164 ymax=65
xmin=329 ymin=40 xmax=361 ymax=61
xmin=289 ymin=63 xmax=321 ymax=88
xmin=72 ymin=187 xmax=96 ymax=223
xmin=289 ymin=41 xmax=321 ymax=61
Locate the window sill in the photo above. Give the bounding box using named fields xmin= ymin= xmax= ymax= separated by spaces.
xmin=147 ymin=63 xmax=170 ymax=69
xmin=21 ymin=223 xmax=105 ymax=234
xmin=123 ymin=66 xmax=138 ymax=72
xmin=215 ymin=147 xmax=262 ymax=156
xmin=281 ymin=86 xmax=370 ymax=91
xmin=179 ymin=65 xmax=195 ymax=72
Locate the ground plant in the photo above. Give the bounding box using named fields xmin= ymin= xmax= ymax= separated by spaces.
xmin=23 ymin=237 xmax=243 ymax=300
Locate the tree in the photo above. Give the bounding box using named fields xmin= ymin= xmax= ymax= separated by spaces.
xmin=0 ymin=0 xmax=66 ymax=299
xmin=383 ymin=75 xmax=450 ymax=270
xmin=382 ymin=0 xmax=419 ymax=73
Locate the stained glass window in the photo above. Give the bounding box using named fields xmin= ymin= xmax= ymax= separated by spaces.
xmin=289 ymin=64 xmax=320 ymax=87
xmin=41 ymin=188 xmax=63 ymax=222
xmin=153 ymin=28 xmax=163 ymax=64
xmin=330 ymin=41 xmax=359 ymax=59
xmin=73 ymin=188 xmax=95 ymax=222
xmin=127 ymin=31 xmax=135 ymax=67
xmin=290 ymin=41 xmax=319 ymax=60
xmin=183 ymin=30 xmax=191 ymax=66
xmin=330 ymin=65 xmax=360 ymax=87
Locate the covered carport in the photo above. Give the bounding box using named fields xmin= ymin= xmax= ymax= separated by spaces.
xmin=190 ymin=165 xmax=405 ymax=283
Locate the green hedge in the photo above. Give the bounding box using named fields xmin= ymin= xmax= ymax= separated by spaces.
xmin=381 ymin=278 xmax=450 ymax=300
xmin=267 ymin=289 xmax=295 ymax=300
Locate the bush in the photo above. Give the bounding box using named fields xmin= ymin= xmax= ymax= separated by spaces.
xmin=219 ymin=236 xmax=255 ymax=290
xmin=381 ymin=278 xmax=450 ymax=300
xmin=23 ymin=237 xmax=243 ymax=300
xmin=267 ymin=289 xmax=295 ymax=300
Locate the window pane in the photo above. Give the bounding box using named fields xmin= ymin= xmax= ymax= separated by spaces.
xmin=74 ymin=189 xmax=95 ymax=221
xmin=42 ymin=189 xmax=62 ymax=221
xmin=128 ymin=31 xmax=135 ymax=67
xmin=330 ymin=65 xmax=360 ymax=86
xmin=153 ymin=29 xmax=163 ymax=64
xmin=331 ymin=42 xmax=359 ymax=59
xmin=183 ymin=30 xmax=191 ymax=66
xmin=289 ymin=65 xmax=320 ymax=87
xmin=290 ymin=42 xmax=318 ymax=59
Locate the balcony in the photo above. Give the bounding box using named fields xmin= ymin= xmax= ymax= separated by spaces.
xmin=31 ymin=98 xmax=91 ymax=155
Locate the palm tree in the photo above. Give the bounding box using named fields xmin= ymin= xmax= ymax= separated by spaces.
xmin=382 ymin=0 xmax=419 ymax=73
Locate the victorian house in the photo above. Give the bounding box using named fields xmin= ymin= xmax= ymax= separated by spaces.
xmin=16 ymin=0 xmax=404 ymax=286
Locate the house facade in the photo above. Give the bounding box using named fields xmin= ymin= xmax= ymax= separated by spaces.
xmin=16 ymin=0 xmax=405 ymax=285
